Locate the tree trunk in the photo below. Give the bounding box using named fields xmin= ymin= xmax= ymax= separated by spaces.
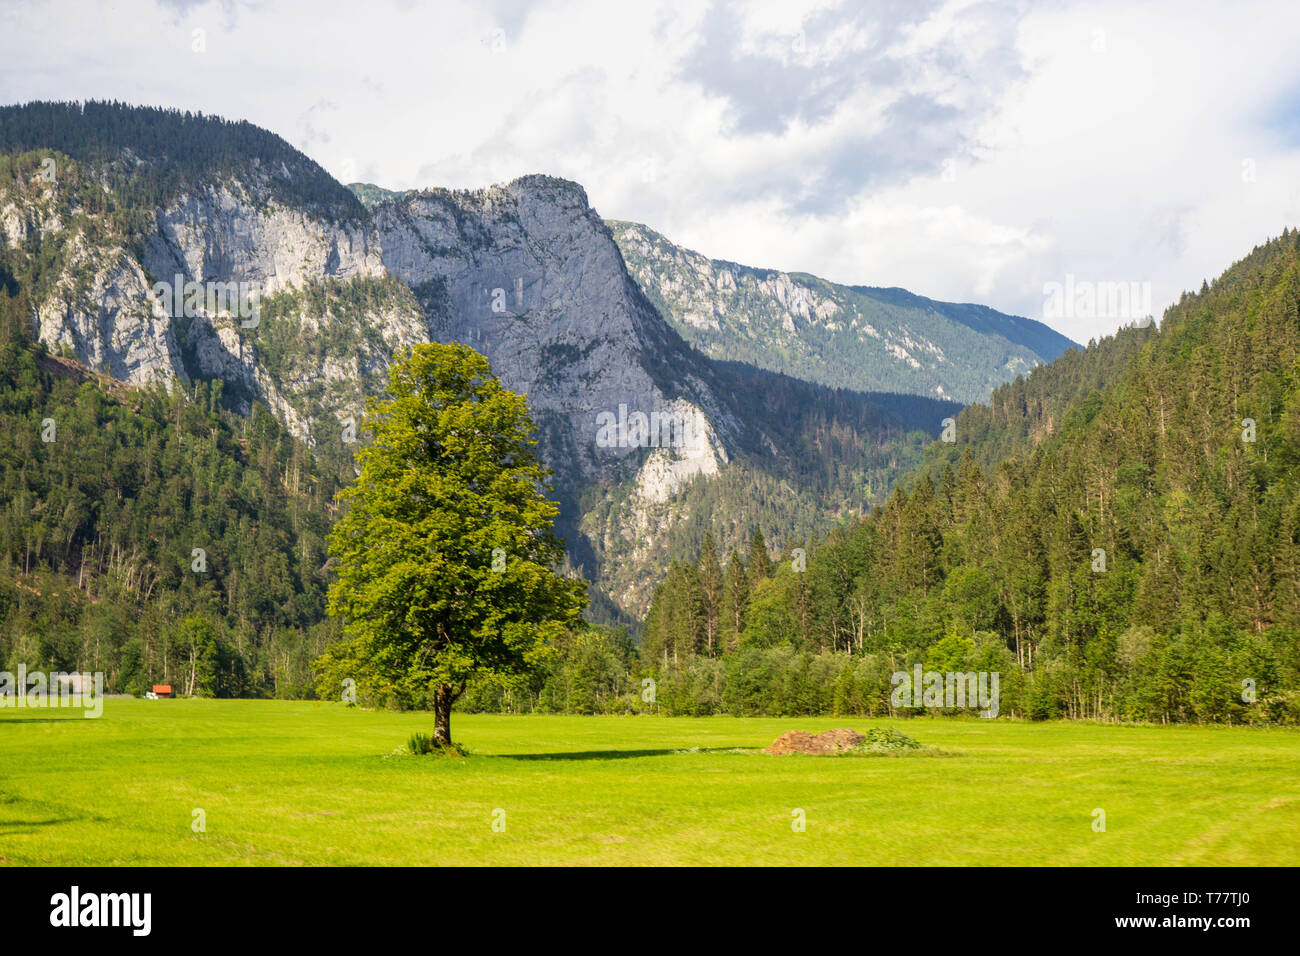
xmin=434 ymin=684 xmax=454 ymax=745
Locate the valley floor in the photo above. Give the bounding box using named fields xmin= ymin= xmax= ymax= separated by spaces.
xmin=1 ymin=701 xmax=1296 ymax=865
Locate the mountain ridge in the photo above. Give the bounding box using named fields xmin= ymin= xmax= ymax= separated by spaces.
xmin=608 ymin=218 xmax=1076 ymax=404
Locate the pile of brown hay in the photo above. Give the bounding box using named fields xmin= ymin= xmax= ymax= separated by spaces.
xmin=764 ymin=728 xmax=866 ymax=755
xmin=764 ymin=727 xmax=927 ymax=755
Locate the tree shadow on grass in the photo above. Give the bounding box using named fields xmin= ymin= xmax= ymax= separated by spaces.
xmin=496 ymin=747 xmax=754 ymax=761
xmin=0 ymin=790 xmax=95 ymax=836
xmin=0 ymin=816 xmax=80 ymax=835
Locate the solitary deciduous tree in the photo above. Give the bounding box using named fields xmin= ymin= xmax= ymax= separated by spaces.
xmin=325 ymin=343 xmax=586 ymax=746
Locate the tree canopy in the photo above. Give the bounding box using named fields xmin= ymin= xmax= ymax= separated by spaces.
xmin=321 ymin=343 xmax=586 ymax=744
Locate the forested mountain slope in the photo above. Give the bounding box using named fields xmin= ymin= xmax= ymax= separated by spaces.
xmin=916 ymin=320 xmax=1158 ymax=477
xmin=638 ymin=231 xmax=1300 ymax=723
xmin=0 ymin=289 xmax=345 ymax=696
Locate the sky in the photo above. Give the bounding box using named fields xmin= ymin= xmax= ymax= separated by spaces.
xmin=2 ymin=0 xmax=1299 ymax=344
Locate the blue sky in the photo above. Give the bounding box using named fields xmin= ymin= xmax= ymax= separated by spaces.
xmin=3 ymin=0 xmax=1299 ymax=343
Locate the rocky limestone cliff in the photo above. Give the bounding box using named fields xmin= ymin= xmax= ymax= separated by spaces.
xmin=1 ymin=168 xmax=186 ymax=385
xmin=0 ymin=152 xmax=427 ymax=444
xmin=144 ymin=178 xmax=385 ymax=296
xmin=372 ymin=176 xmax=732 ymax=483
xmin=368 ymin=176 xmax=752 ymax=611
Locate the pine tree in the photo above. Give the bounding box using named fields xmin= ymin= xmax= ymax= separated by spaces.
xmin=748 ymin=528 xmax=773 ymax=580
xmin=669 ymin=563 xmax=707 ymax=661
xmin=698 ymin=531 xmax=723 ymax=656
xmin=641 ymin=578 xmax=670 ymax=667
xmin=719 ymin=550 xmax=749 ymax=652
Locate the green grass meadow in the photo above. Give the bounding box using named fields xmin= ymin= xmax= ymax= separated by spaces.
xmin=2 ymin=699 xmax=1298 ymax=865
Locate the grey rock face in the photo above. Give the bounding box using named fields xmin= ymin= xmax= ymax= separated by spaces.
xmin=1 ymin=164 xmax=427 ymax=444
xmin=1 ymin=177 xmax=186 ymax=386
xmin=373 ymin=175 xmax=730 ymax=487
xmin=144 ymin=180 xmax=385 ymax=297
